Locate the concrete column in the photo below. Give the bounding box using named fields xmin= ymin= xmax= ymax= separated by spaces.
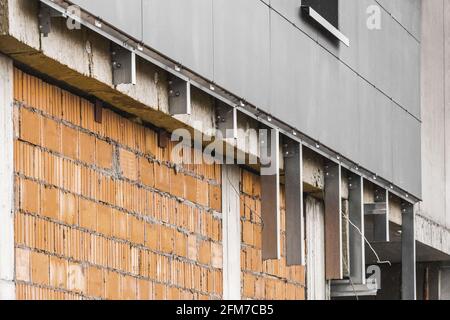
xmin=0 ymin=53 xmax=15 ymax=300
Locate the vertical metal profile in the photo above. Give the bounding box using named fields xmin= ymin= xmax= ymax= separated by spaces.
xmin=348 ymin=172 xmax=365 ymax=284
xmin=168 ymin=75 xmax=191 ymax=115
xmin=111 ymin=44 xmax=136 ymax=85
xmin=284 ymin=140 xmax=305 ymax=266
xmin=401 ymin=201 xmax=416 ymax=300
xmin=260 ymin=128 xmax=280 ymax=260
xmin=324 ymin=161 xmax=343 ymax=280
xmin=374 ymin=187 xmax=390 ymax=242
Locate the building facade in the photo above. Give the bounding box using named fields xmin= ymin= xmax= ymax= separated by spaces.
xmin=0 ymin=0 xmax=448 ymax=300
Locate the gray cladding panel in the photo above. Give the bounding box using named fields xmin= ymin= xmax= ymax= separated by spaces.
xmin=142 ymin=0 xmax=214 ymax=79
xmin=70 ymin=0 xmax=143 ymax=40
xmin=213 ymin=0 xmax=271 ymax=109
xmin=71 ymin=0 xmax=422 ymax=198
xmin=376 ymin=0 xmax=421 ymax=39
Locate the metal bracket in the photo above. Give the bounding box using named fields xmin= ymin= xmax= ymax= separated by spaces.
xmin=38 ymin=3 xmax=62 ymax=37
xmin=348 ymin=172 xmax=365 ymax=284
xmin=260 ymin=128 xmax=280 ymax=260
xmin=374 ymin=187 xmax=390 ymax=242
xmin=215 ymin=100 xmax=237 ymax=141
xmin=324 ymin=161 xmax=343 ymax=280
xmin=168 ymin=75 xmax=191 ymax=115
xmin=111 ymin=44 xmax=136 ymax=85
xmin=284 ymin=139 xmax=305 ymax=266
xmin=401 ymin=201 xmax=416 ymax=300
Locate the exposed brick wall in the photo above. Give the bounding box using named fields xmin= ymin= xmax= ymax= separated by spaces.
xmin=12 ymin=67 xmax=305 ymax=300
xmin=13 ymin=68 xmax=223 ymax=300
xmin=240 ymin=170 xmax=306 ymax=300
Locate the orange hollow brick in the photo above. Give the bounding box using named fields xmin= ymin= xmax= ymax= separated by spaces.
xmin=121 ymin=275 xmax=137 ymax=300
xmin=20 ymin=108 xmax=41 ymax=146
xmin=169 ymin=169 xmax=185 ymax=198
xmin=137 ymin=279 xmax=153 ymax=300
xmin=198 ymin=240 xmax=211 ymax=266
xmin=60 ymin=191 xmax=78 ymax=226
xmin=49 ymin=256 xmax=68 ymax=290
xmin=15 ymin=247 xmax=31 ymax=282
xmin=39 ymin=185 xmax=59 ymax=221
xmin=112 ymin=210 xmax=128 ymax=240
xmin=31 ymin=251 xmax=50 ymax=286
xmin=105 ymin=271 xmax=121 ymax=300
xmin=119 ymin=148 xmax=138 ymax=181
xmin=20 ymin=178 xmax=40 ymax=214
xmin=96 ymin=204 xmax=112 ymax=237
xmin=61 ymin=125 xmax=79 ymax=160
xmin=86 ymin=266 xmax=105 ymax=298
xmin=95 ymin=139 xmax=113 ymax=169
xmin=79 ymin=132 xmax=95 ymax=164
xmin=42 ymin=117 xmax=61 ymax=153
xmin=160 ymin=225 xmax=174 ymax=254
xmin=154 ymin=163 xmax=170 ymax=193
xmin=144 ymin=222 xmax=160 ymax=251
xmin=78 ymin=198 xmax=97 ymax=231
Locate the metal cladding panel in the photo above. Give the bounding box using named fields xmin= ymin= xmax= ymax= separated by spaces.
xmin=392 ymin=106 xmax=422 ymax=198
xmin=142 ymin=0 xmax=214 ymax=79
xmin=358 ymin=80 xmax=393 ymax=180
xmin=213 ymin=0 xmax=271 ymax=110
xmin=377 ymin=0 xmax=421 ymax=40
xmin=338 ymin=0 xmax=421 ymax=120
xmin=269 ymin=12 xmax=318 ymax=139
xmin=70 ymin=0 xmax=143 ymax=40
xmin=68 ymin=0 xmax=422 ymax=198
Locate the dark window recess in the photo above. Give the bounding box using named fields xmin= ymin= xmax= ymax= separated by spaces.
xmin=302 ymin=0 xmax=339 ymax=29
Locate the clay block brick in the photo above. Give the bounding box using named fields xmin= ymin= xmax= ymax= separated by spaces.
xmin=128 ymin=215 xmax=145 ymax=245
xmin=120 ymin=149 xmax=138 ymax=181
xmin=255 ymin=277 xmax=265 ymax=299
xmin=61 ymin=125 xmax=79 ymax=160
xmin=20 ymin=108 xmax=41 ymax=145
xmin=187 ymin=234 xmax=197 ymax=261
xmin=144 ymin=128 xmax=158 ymax=156
xmin=242 ymin=220 xmax=253 ymax=246
xmin=96 ymin=139 xmax=113 ymax=169
xmin=112 ymin=210 xmax=128 ymax=240
xmin=139 ymin=157 xmax=154 ymax=187
xmin=15 ymin=247 xmax=30 ymax=282
xmin=174 ymin=231 xmax=187 ymax=258
xmin=145 ymin=223 xmax=160 ymax=251
xmin=198 ymin=240 xmax=211 ymax=265
xmin=87 ymin=266 xmax=104 ymax=298
xmin=60 ymin=191 xmax=78 ymax=225
xmin=50 ymin=256 xmax=67 ymax=289
xmin=137 ymin=279 xmax=153 ymax=300
xmin=154 ymin=283 xmax=166 ymax=300
xmin=79 ymin=198 xmax=97 ymax=230
xmin=196 ymin=180 xmax=209 ymax=207
xmin=79 ymin=132 xmax=95 ymax=164
xmin=31 ymin=251 xmax=49 ymax=285
xmin=160 ymin=225 xmax=174 ymax=254
xmin=209 ymin=184 xmax=221 ymax=212
xmin=154 ymin=163 xmax=170 ymax=193
xmin=211 ymin=242 xmax=223 ymax=269
xmin=40 ymin=185 xmax=59 ymax=220
xmin=97 ymin=204 xmax=112 ymax=236
xmin=21 ymin=179 xmax=40 ymax=214
xmin=170 ymin=169 xmax=185 ymax=198
xmin=67 ymin=263 xmax=85 ymax=293
xmin=42 ymin=117 xmax=60 ymax=152
xmin=105 ymin=271 xmax=121 ymax=300
xmin=121 ymin=275 xmax=137 ymax=300
xmin=184 ymin=175 xmax=197 ymax=203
